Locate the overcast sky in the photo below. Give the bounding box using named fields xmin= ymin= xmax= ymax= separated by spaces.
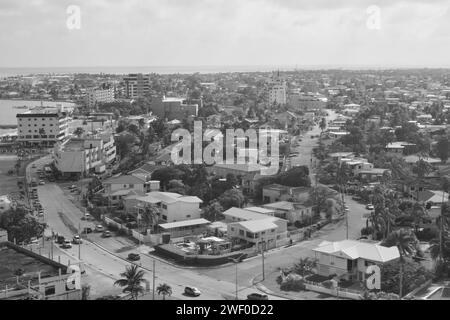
xmin=1 ymin=0 xmax=450 ymax=68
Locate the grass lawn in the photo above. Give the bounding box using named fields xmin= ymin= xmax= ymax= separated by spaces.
xmin=0 ymin=156 xmax=20 ymax=195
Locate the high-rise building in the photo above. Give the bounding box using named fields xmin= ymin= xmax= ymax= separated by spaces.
xmin=86 ymin=85 xmax=115 ymax=109
xmin=267 ymin=73 xmax=287 ymax=106
xmin=16 ymin=106 xmax=71 ymax=147
xmin=123 ymin=74 xmax=150 ymax=99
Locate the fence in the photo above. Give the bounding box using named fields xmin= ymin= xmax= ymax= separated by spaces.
xmin=104 ymin=216 xmax=162 ymax=245
xmin=304 ymin=282 xmax=363 ymax=300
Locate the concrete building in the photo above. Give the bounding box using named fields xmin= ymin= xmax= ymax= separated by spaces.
xmin=261 ymin=201 xmax=314 ymax=223
xmin=0 ymin=241 xmax=82 ymax=300
xmin=267 ymin=75 xmax=287 ymax=105
xmin=16 ymin=107 xmax=71 ymax=147
xmin=125 ymin=191 xmax=203 ymax=223
xmin=150 ymin=96 xmax=198 ymax=121
xmin=123 ymin=73 xmax=150 ymax=98
xmin=86 ymin=85 xmax=115 ymax=109
xmin=53 ymin=133 xmax=116 ymax=177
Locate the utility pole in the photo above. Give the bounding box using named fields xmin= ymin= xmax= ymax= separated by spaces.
xmin=78 ymin=223 xmax=81 ymax=260
xmin=152 ymin=260 xmax=156 ymax=300
xmin=261 ymin=241 xmax=265 ymax=281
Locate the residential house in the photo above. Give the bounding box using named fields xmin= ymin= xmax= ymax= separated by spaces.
xmin=157 ymin=218 xmax=211 ymax=239
xmin=313 ymin=240 xmax=399 ymax=282
xmin=208 ymin=163 xmax=264 ymax=195
xmin=385 ymin=142 xmax=417 ymax=155
xmin=102 ymin=175 xmax=149 ymax=206
xmin=262 ymin=184 xmax=311 ymax=203
xmin=124 ymin=191 xmax=203 ymax=223
xmin=261 ymin=201 xmax=314 ymax=223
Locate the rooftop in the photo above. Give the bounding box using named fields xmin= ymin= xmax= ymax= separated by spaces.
xmin=223 ymin=207 xmax=271 ymax=221
xmin=159 ymin=218 xmax=210 ymax=230
xmin=232 ymin=218 xmax=279 ymax=233
xmin=313 ymin=240 xmax=400 ymax=263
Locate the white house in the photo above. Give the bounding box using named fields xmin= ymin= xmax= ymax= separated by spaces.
xmin=102 ymin=175 xmax=149 ymax=205
xmin=261 ymin=201 xmax=314 ymax=223
xmin=124 ymin=191 xmax=203 ymax=223
xmin=313 ymin=240 xmax=400 ymax=282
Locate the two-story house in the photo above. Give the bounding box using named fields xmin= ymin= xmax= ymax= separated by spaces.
xmin=102 ymin=175 xmax=149 ymax=206
xmin=261 ymin=201 xmax=314 ymax=223
xmin=313 ymin=240 xmax=400 ymax=282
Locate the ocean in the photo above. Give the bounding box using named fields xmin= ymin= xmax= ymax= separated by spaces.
xmin=0 ymin=65 xmax=300 ymax=78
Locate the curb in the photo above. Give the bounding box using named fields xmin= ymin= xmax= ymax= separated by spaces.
xmin=250 ymin=274 xmax=294 ymax=300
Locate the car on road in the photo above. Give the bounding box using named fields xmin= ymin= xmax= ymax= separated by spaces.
xmin=102 ymin=231 xmax=112 ymax=238
xmin=83 ymin=227 xmax=93 ymax=234
xmin=72 ymin=235 xmax=82 ymax=244
xmin=247 ymin=293 xmax=269 ymax=300
xmin=95 ymin=225 xmax=104 ymax=232
xmin=184 ymin=286 xmax=201 ymax=297
xmin=38 ymin=180 xmax=45 ymax=185
xmin=62 ymin=240 xmax=72 ymax=249
xmin=31 ymin=164 xmax=36 ymax=168
xmin=127 ymin=253 xmax=140 ymax=261
xmin=366 ymin=204 xmax=374 ymax=210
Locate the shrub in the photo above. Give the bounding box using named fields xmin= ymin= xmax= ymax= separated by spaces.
xmin=361 ymin=226 xmax=374 ymax=236
xmin=415 ymin=228 xmax=438 ymax=242
xmin=279 ymin=274 xmax=305 ymax=292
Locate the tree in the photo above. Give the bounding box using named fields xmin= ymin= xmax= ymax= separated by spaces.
xmin=114 ymin=264 xmax=148 ymax=300
xmin=151 ymin=167 xmax=184 ymax=190
xmin=0 ymin=208 xmax=46 ymax=243
xmin=293 ymin=257 xmax=317 ymax=277
xmin=319 ymin=117 xmax=327 ymax=134
xmin=218 ymin=189 xmax=245 ymax=210
xmin=380 ymin=258 xmax=433 ymax=296
xmin=202 ymin=201 xmax=224 ymax=222
xmin=436 ymin=136 xmax=450 ymax=163
xmin=381 ymin=229 xmax=417 ymax=298
xmin=156 ymin=283 xmax=172 ymax=300
xmin=141 ymin=205 xmax=160 ymax=233
xmin=73 ymin=127 xmax=85 ymax=138
xmin=412 ymin=159 xmax=433 ymax=200
xmin=276 ymin=166 xmax=311 ymax=187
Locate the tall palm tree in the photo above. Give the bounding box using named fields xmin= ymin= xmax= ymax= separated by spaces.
xmin=381 ymin=229 xmax=416 ymax=298
xmin=141 ymin=205 xmax=160 ymax=233
xmin=411 ymin=159 xmax=432 ymax=201
xmin=156 ymin=283 xmax=172 ymax=300
xmin=114 ymin=264 xmax=147 ymax=300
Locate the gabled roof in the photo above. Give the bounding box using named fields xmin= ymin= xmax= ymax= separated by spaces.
xmin=223 ymin=207 xmax=270 ymax=221
xmin=313 ymin=240 xmax=400 ymax=263
xmin=104 ymin=175 xmax=147 ymax=185
xmin=232 ymin=218 xmax=278 ymax=233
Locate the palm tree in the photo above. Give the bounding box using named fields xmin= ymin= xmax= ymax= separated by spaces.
xmin=411 ymin=159 xmax=432 ymax=201
xmin=114 ymin=264 xmax=147 ymax=300
xmin=381 ymin=229 xmax=416 ymax=298
xmin=141 ymin=205 xmax=160 ymax=233
xmin=156 ymin=283 xmax=172 ymax=300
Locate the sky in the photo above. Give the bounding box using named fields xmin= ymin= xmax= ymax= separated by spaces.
xmin=1 ymin=0 xmax=450 ymax=68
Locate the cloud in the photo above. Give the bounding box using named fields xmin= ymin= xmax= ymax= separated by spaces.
xmin=0 ymin=0 xmax=450 ymax=67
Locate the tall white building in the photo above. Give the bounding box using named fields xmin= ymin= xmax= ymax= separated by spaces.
xmin=53 ymin=133 xmax=116 ymax=177
xmin=267 ymin=74 xmax=287 ymax=106
xmin=16 ymin=106 xmax=71 ymax=147
xmin=86 ymin=86 xmax=115 ymax=109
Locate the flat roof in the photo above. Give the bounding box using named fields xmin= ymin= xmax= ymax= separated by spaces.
xmin=0 ymin=242 xmax=66 ymax=287
xmin=159 ymin=218 xmax=210 ymax=230
xmin=223 ymin=207 xmax=270 ymax=221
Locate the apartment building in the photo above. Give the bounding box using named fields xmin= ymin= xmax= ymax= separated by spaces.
xmin=16 ymin=107 xmax=71 ymax=147
xmin=86 ymin=85 xmax=115 ymax=109
xmin=150 ymin=96 xmax=198 ymax=121
xmin=53 ymin=133 xmax=116 ymax=177
xmin=123 ymin=74 xmax=150 ymax=98
xmin=267 ymin=76 xmax=287 ymax=105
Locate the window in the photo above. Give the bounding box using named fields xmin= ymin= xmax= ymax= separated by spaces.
xmin=162 ymin=215 xmax=167 ymax=220
xmin=231 ymin=227 xmax=235 ymax=232
xmin=45 ymin=285 xmax=56 ymax=296
xmin=129 ymin=184 xmax=134 ymax=188
xmin=162 ymin=204 xmax=167 ymax=210
xmin=239 ymin=230 xmax=244 ymax=236
xmin=186 ymin=215 xmax=191 ymax=218
xmin=271 ymin=229 xmax=275 ymax=233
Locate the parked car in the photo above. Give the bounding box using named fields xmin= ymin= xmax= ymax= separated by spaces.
xmin=83 ymin=227 xmax=93 ymax=234
xmin=184 ymin=286 xmax=201 ymax=297
xmin=127 ymin=253 xmax=140 ymax=261
xmin=95 ymin=225 xmax=104 ymax=232
xmin=247 ymin=293 xmax=269 ymax=300
xmin=72 ymin=235 xmax=82 ymax=244
xmin=366 ymin=204 xmax=374 ymax=210
xmin=38 ymin=180 xmax=45 ymax=185
xmin=62 ymin=240 xmax=72 ymax=249
xmin=102 ymin=231 xmax=112 ymax=238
